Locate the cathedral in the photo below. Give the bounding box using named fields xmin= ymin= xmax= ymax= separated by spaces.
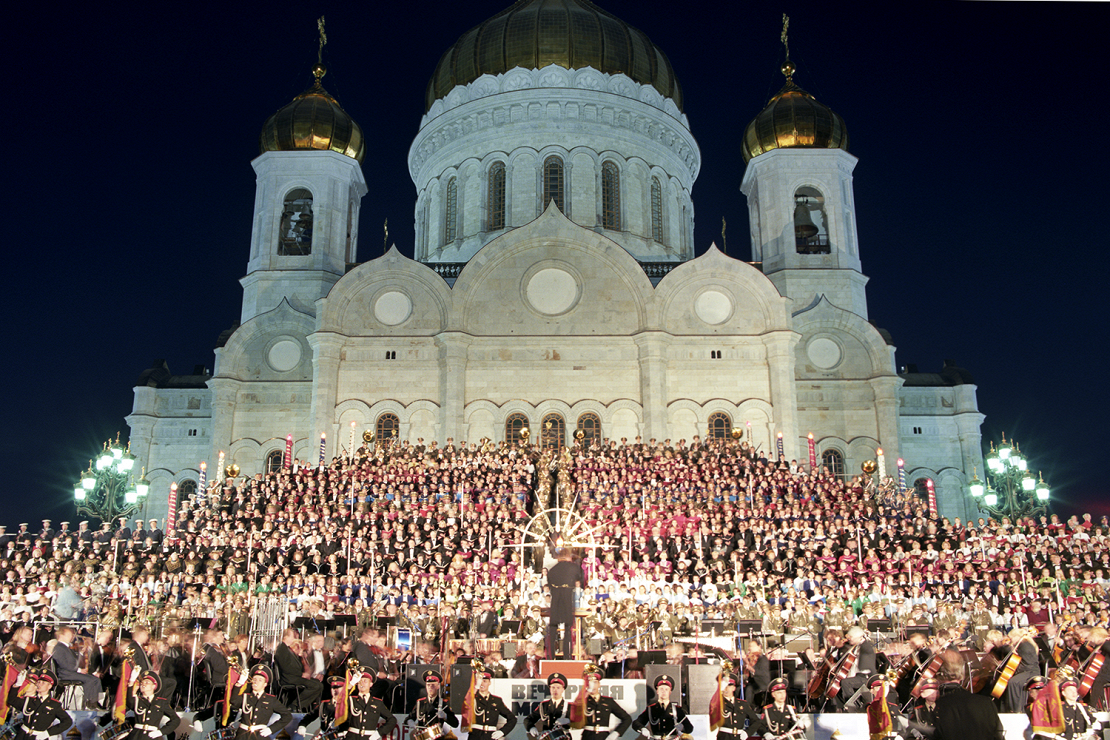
xmin=126 ymin=0 xmax=984 ymax=523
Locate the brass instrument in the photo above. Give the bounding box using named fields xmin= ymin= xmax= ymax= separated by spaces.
xmin=520 ymin=428 xmax=530 ymax=441
xmin=731 ymin=428 xmax=743 ymax=440
xmin=226 ymin=464 xmax=241 ymax=479
xmin=362 ymin=430 xmax=375 ymax=444
xmin=861 ymin=460 xmax=878 ymax=475
xmin=575 ymin=429 xmax=585 ymax=440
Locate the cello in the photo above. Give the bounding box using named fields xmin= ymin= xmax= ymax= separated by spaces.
xmin=991 ymin=628 xmax=1033 ymax=700
xmin=824 ymin=643 xmax=859 ymax=700
xmin=1077 ymin=643 xmax=1106 ymax=698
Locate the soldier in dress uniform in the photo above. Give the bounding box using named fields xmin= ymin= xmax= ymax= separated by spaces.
xmin=578 ymin=663 xmax=631 ymax=740
xmin=234 ymin=665 xmax=292 ymax=740
xmin=339 ymin=669 xmax=397 ymax=740
xmin=1053 ymin=677 xmax=1101 ymax=740
xmin=12 ymin=670 xmax=73 ymax=740
xmin=126 ymin=672 xmax=180 ymax=740
xmin=525 ymin=672 xmax=571 ymax=737
xmin=716 ymin=670 xmax=763 ymax=740
xmin=632 ymin=674 xmax=691 ymax=739
xmin=756 ymin=677 xmax=808 ymax=740
xmin=407 ymin=669 xmax=457 ymax=736
xmin=467 ymin=666 xmax=516 ymax=740
xmin=906 ymin=677 xmax=939 ymax=739
xmin=9 ymin=669 xmax=43 ymax=722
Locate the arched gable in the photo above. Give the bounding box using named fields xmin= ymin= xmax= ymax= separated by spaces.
xmin=655 ymin=243 xmax=790 ymax=335
xmin=317 ymin=246 xmax=452 ymax=336
xmin=452 ymin=202 xmax=655 ymax=335
xmin=213 ymin=298 xmax=314 ymax=381
xmin=791 ymin=295 xmax=896 ymax=378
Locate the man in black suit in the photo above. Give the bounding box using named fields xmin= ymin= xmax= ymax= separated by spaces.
xmin=932 ymin=650 xmax=1004 ymax=740
xmin=52 ymin=626 xmax=102 ymax=708
xmin=474 ymin=602 xmax=499 ymax=639
xmin=546 ymin=549 xmax=584 ymax=659
xmin=274 ymin=629 xmax=323 ymax=713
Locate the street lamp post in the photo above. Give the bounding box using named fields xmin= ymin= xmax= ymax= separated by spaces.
xmin=967 ymin=433 xmax=1050 ymax=520
xmin=73 ymin=435 xmax=150 ymax=524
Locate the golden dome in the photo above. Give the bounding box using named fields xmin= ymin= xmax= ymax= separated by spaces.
xmin=426 ymin=0 xmax=682 ymax=112
xmin=260 ymin=65 xmax=365 ymax=164
xmin=741 ymin=61 xmax=848 ymax=163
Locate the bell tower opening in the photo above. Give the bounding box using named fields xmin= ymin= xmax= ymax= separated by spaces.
xmin=278 ymin=188 xmax=314 ymax=255
xmin=794 ymin=186 xmax=828 ymax=254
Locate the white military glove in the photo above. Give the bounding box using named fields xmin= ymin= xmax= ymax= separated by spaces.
xmin=236 ymin=674 xmax=248 ymax=686
xmin=736 ymin=732 xmax=748 ymax=740
xmin=607 ymin=732 xmax=620 ymax=740
xmin=436 ymin=708 xmax=446 ymax=719
xmin=148 ymin=731 xmax=161 ymax=739
xmin=527 ymin=730 xmax=540 ymax=739
xmin=639 ymin=730 xmax=652 ymax=740
xmin=491 ymin=732 xmax=504 ymax=740
xmin=32 ymin=732 xmax=49 ymax=740
xmin=556 ymin=717 xmax=571 ymax=726
xmin=257 ymin=729 xmax=271 ymax=737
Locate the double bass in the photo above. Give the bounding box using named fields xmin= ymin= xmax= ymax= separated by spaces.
xmin=1077 ymin=643 xmax=1106 ymax=698
xmin=991 ymin=629 xmax=1033 ymax=700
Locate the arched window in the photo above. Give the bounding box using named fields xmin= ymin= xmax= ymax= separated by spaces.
xmin=265 ymin=450 xmax=284 ymax=474
xmin=541 ymin=413 xmax=566 ymax=450
xmin=178 ymin=479 xmax=198 ymax=499
xmin=651 ymin=177 xmax=663 ymax=242
xmin=602 ymin=162 xmax=620 ymax=230
xmin=543 ymin=156 xmax=564 ymax=213
xmin=488 ymin=162 xmax=506 ymax=231
xmin=576 ymin=412 xmax=601 ymax=448
xmin=707 ymin=412 xmax=731 ymax=441
xmin=278 ymin=188 xmax=314 ymax=255
xmin=445 ymin=177 xmax=458 ymax=243
xmin=376 ymin=413 xmax=400 ymax=443
xmin=506 ymin=413 xmax=530 ymax=444
xmin=794 ymin=186 xmax=829 ymax=254
xmin=913 ymin=477 xmax=933 ymax=503
xmin=821 ymin=449 xmax=845 ymax=479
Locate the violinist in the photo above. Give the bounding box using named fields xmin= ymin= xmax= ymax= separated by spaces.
xmin=274 ymin=629 xmax=323 ymax=713
xmin=837 ymin=626 xmax=877 ymax=709
xmin=743 ymin=643 xmax=771 ymax=703
xmin=1074 ymin=625 xmax=1110 ymax=710
xmin=895 ymin=632 xmax=932 ymax=705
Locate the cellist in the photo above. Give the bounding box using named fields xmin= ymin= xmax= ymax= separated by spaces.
xmin=988 ymin=627 xmax=1039 ymax=713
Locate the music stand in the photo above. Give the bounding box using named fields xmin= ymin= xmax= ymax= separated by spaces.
xmin=700 ymin=620 xmax=726 ymax=637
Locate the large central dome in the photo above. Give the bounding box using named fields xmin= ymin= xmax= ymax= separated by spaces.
xmin=425 ymin=0 xmax=683 ymax=112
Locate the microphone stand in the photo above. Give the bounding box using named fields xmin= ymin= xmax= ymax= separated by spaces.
xmin=186 ymin=624 xmax=203 ymax=712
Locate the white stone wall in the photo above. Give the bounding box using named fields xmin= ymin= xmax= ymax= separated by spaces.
xmin=410 ymin=65 xmax=698 ymax=264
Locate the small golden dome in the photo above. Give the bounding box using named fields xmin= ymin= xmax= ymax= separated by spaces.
xmin=426 ymin=0 xmax=682 ymax=112
xmin=260 ymin=65 xmax=365 ymax=164
xmin=741 ymin=62 xmax=848 ymax=163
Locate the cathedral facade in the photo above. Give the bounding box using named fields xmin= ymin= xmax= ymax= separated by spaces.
xmin=126 ymin=0 xmax=984 ymax=522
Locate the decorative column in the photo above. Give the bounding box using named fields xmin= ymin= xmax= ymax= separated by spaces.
xmin=309 ymin=334 xmax=343 ymax=458
xmin=761 ymin=331 xmax=801 ymax=459
xmin=634 ymin=332 xmax=671 ymax=441
xmin=868 ymin=375 xmax=905 ymax=469
xmin=206 ymin=377 xmax=240 ymax=467
xmin=436 ymin=333 xmax=474 ymax=443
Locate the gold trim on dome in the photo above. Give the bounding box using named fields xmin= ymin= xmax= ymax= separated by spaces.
xmin=259 ymin=72 xmax=365 ymax=164
xmin=426 ymin=0 xmax=682 ymax=112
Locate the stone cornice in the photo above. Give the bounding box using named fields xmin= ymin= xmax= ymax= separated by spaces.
xmin=409 ymin=65 xmax=700 ymax=183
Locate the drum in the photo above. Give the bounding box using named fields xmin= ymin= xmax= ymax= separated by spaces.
xmin=538 ymin=728 xmax=569 ymax=740
xmin=206 ymin=727 xmax=238 ymax=740
xmin=98 ymin=724 xmax=132 ymax=740
xmin=410 ymin=726 xmax=442 ymax=740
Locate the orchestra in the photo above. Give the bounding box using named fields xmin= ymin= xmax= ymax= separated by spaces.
xmin=4 ymin=437 xmax=1110 ymax=740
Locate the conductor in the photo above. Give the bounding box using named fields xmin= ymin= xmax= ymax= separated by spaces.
xmin=546 ymin=548 xmax=585 ymax=659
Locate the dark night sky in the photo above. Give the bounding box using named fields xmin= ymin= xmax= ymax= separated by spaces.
xmin=4 ymin=1 xmax=1107 ymax=528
